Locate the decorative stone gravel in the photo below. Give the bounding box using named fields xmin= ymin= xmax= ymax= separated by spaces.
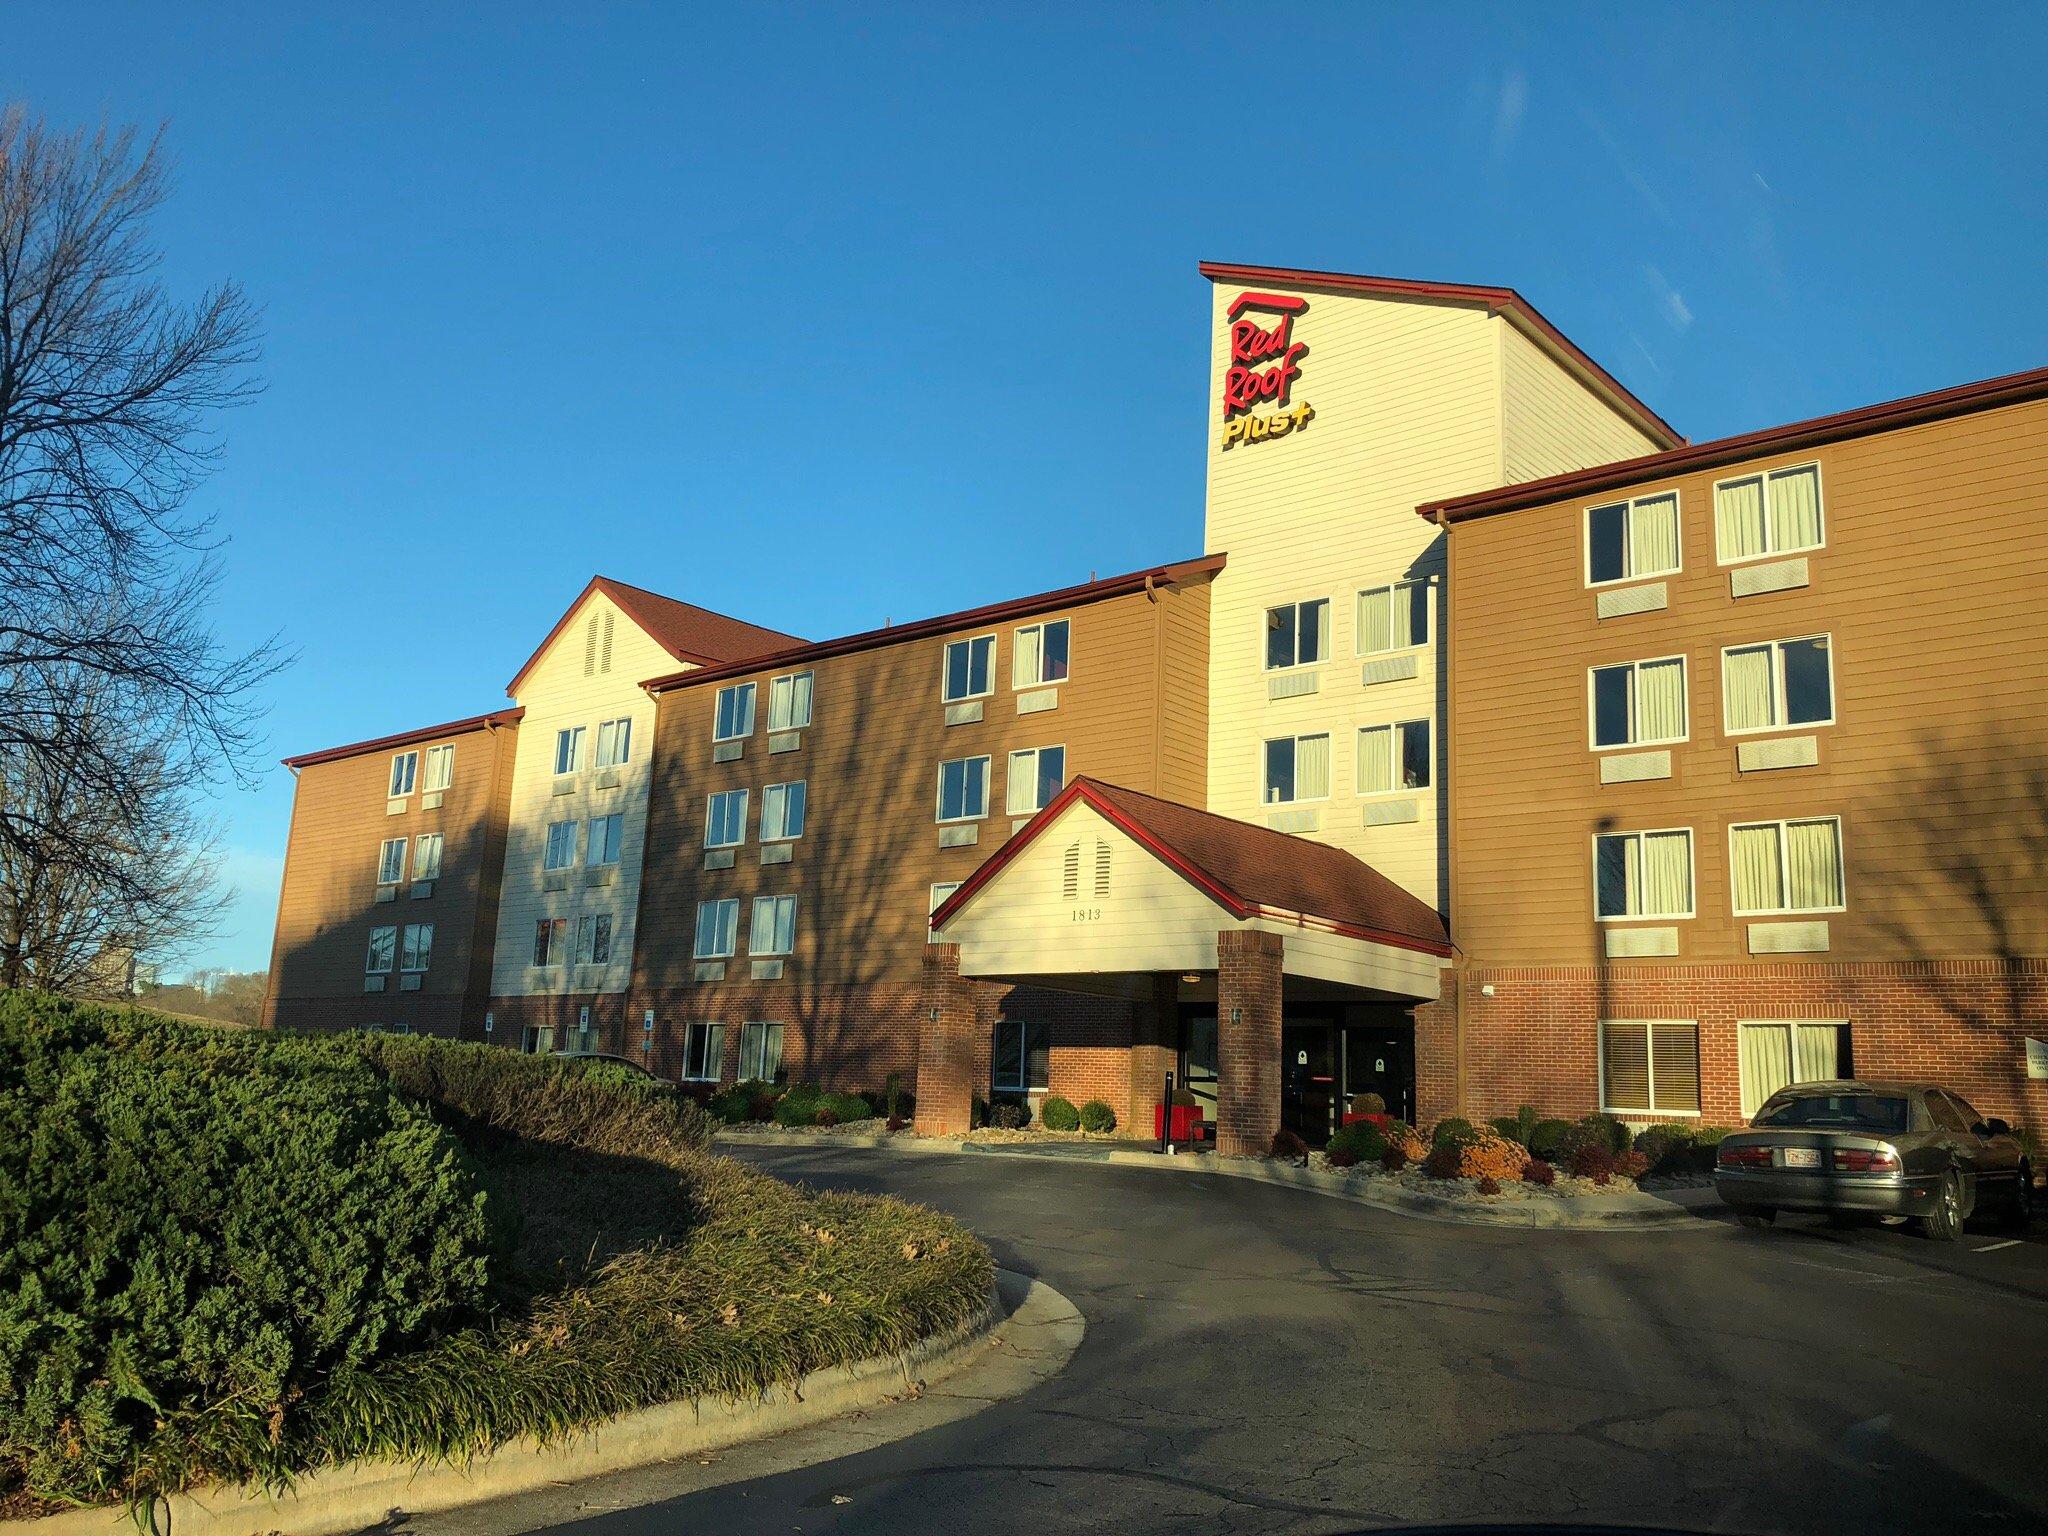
xmin=1308 ymin=1153 xmax=1639 ymax=1204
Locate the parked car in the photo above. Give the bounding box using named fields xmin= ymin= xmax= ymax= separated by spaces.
xmin=1714 ymin=1080 xmax=2032 ymax=1240
xmin=554 ymin=1050 xmax=656 ymax=1077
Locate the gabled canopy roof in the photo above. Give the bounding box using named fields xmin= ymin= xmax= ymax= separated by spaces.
xmin=933 ymin=777 xmax=1451 ymax=957
xmin=506 ymin=576 xmax=804 ymax=697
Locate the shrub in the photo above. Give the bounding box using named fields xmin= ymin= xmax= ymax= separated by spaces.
xmin=1325 ymin=1145 xmax=1358 ymax=1169
xmin=772 ymin=1083 xmax=826 ymax=1127
xmin=1078 ymin=1100 xmax=1117 ymax=1134
xmin=1270 ymin=1128 xmax=1308 ymax=1163
xmin=1490 ymin=1105 xmax=1541 ymax=1146
xmin=1633 ymin=1124 xmax=1704 ymax=1178
xmin=1560 ymin=1112 xmax=1630 ymax=1158
xmin=822 ymin=1091 xmax=874 ymax=1124
xmin=1349 ymin=1091 xmax=1387 ymax=1116
xmin=1475 ymin=1175 xmax=1502 ymax=1196
xmin=1039 ymin=1095 xmax=1081 ymax=1131
xmin=1430 ymin=1116 xmax=1476 ymax=1148
xmin=1522 ymin=1158 xmax=1556 ymax=1187
xmin=1565 ymin=1142 xmax=1616 ymax=1183
xmin=1380 ymin=1143 xmax=1409 ymax=1172
xmin=1615 ymin=1149 xmax=1649 ymax=1180
xmin=1327 ymin=1119 xmax=1389 ymax=1165
xmin=815 ymin=1107 xmax=839 ymax=1127
xmin=706 ymin=1086 xmax=752 ymax=1125
xmin=1422 ymin=1129 xmax=1528 ymax=1182
xmin=1527 ymin=1118 xmax=1572 ymax=1160
xmin=988 ymin=1097 xmax=1030 ymax=1130
xmin=971 ymin=1096 xmax=990 ymax=1129
xmin=1422 ymin=1142 xmax=1462 ymax=1179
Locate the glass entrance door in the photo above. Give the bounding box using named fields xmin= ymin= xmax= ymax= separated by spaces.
xmin=1178 ymin=1012 xmax=1218 ymax=1138
xmin=1341 ymin=1019 xmax=1416 ymax=1124
xmin=1281 ymin=1020 xmax=1340 ymax=1145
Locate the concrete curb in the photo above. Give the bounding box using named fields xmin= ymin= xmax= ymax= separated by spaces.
xmin=719 ymin=1129 xmax=1713 ymax=1231
xmin=3 ymin=1270 xmax=1052 ymax=1536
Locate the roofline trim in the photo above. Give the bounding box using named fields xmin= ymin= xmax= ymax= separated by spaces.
xmin=1198 ymin=260 xmax=1685 ymax=450
xmin=504 ymin=575 xmax=788 ymax=698
xmin=1420 ymin=362 xmax=2048 ymax=525
xmin=644 ymin=554 xmax=1227 ymax=695
xmin=282 ymin=708 xmax=523 ymax=769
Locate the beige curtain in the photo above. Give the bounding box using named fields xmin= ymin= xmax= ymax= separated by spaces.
xmin=1785 ymin=819 xmax=1843 ymax=910
xmin=1740 ymin=1023 xmax=1792 ymax=1117
xmin=1012 ymin=628 xmax=1042 ymax=690
xmin=1723 ymin=645 xmax=1776 ymax=731
xmin=1358 ymin=588 xmax=1393 ymax=654
xmin=1295 ymin=734 xmax=1330 ymax=798
xmin=1635 ymin=658 xmax=1686 ymax=742
xmin=1310 ymin=600 xmax=1331 ymax=662
xmin=1732 ymin=823 xmax=1784 ymax=912
xmin=1357 ymin=725 xmax=1393 ymax=793
xmin=1641 ymin=830 xmax=1691 ymax=916
xmin=1794 ymin=1023 xmax=1840 ymax=1084
xmin=1768 ymin=466 xmax=1823 ymax=551
xmin=1629 ymin=493 xmax=1680 ymax=576
xmin=1716 ymin=477 xmax=1766 ymax=561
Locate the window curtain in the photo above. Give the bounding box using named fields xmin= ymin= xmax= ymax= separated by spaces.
xmin=1357 ymin=725 xmax=1393 ymax=793
xmin=1295 ymin=734 xmax=1330 ymax=798
xmin=1012 ymin=627 xmax=1043 ymax=689
xmin=1716 ymin=477 xmax=1766 ymax=561
xmin=1628 ymin=494 xmax=1680 ymax=576
xmin=1635 ymin=658 xmax=1685 ymax=742
xmin=1794 ymin=1023 xmax=1840 ymax=1085
xmin=1785 ymin=819 xmax=1843 ymax=910
xmin=1732 ymin=824 xmax=1784 ymax=912
xmin=1739 ymin=1023 xmax=1793 ymax=1117
xmin=1768 ymin=466 xmax=1823 ymax=551
xmin=1723 ymin=646 xmax=1775 ymax=731
xmin=1640 ymin=830 xmax=1691 ymax=916
xmin=1358 ymin=588 xmax=1392 ymax=653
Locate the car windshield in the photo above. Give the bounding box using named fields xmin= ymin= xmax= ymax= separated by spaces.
xmin=1754 ymin=1093 xmax=1910 ymax=1133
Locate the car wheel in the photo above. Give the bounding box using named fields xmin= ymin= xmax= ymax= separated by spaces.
xmin=1919 ymin=1171 xmax=1965 ymax=1242
xmin=2001 ymin=1165 xmax=2033 ymax=1231
xmin=1736 ymin=1209 xmax=1775 ymax=1230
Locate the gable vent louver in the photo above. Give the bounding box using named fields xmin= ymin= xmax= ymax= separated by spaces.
xmin=1061 ymin=841 xmax=1081 ymax=902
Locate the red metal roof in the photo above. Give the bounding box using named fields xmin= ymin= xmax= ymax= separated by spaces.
xmin=1199 ymin=260 xmax=1685 ymax=451
xmin=507 ymin=576 xmax=804 ymax=698
xmin=931 ymin=777 xmax=1451 ymax=958
xmin=282 ymin=708 xmax=522 ymax=769
xmin=643 ymin=554 xmax=1226 ymax=694
xmin=1420 ymin=363 xmax=2048 ymax=527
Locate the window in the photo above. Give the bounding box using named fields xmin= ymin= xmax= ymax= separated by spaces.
xmin=750 ymin=895 xmax=796 ymax=956
xmin=1005 ymin=745 xmax=1066 ymax=816
xmin=533 ymin=916 xmax=567 ymax=966
xmin=761 ymin=780 xmax=807 ymax=841
xmin=937 ymin=755 xmax=991 ymax=822
xmin=588 ymin=812 xmax=624 ymax=866
xmin=1357 ymin=721 xmax=1430 ymax=794
xmin=1594 ymin=829 xmax=1695 ymax=920
xmin=1590 ymin=656 xmax=1688 ymax=748
xmin=377 ymin=837 xmax=407 ymax=885
xmin=768 ymin=671 xmax=814 ymax=731
xmin=1739 ymin=1021 xmax=1851 ymax=1118
xmin=422 ymin=744 xmax=454 ymax=793
xmin=1585 ymin=492 xmax=1681 ymax=585
xmin=704 ymin=789 xmax=749 ymax=848
xmin=928 ymin=881 xmax=961 ymax=941
xmin=575 ymin=912 xmax=613 ymax=966
xmin=412 ymin=833 xmax=443 ymax=881
xmin=389 ymin=751 xmax=418 ymax=798
xmin=594 ymin=716 xmax=633 ymax=768
xmin=1722 ymin=636 xmax=1834 ymax=734
xmin=694 ymin=898 xmax=738 ymax=959
xmin=739 ymin=1021 xmax=785 ymax=1083
xmin=1356 ymin=581 xmax=1430 ymax=655
xmin=546 ymin=728 xmax=582 ymax=778
xmin=681 ymin=1021 xmax=725 ymax=1083
xmin=543 ymin=818 xmax=579 ymax=871
xmin=1263 ymin=733 xmax=1330 ymax=804
xmin=714 ymin=683 xmax=756 ymax=742
xmin=365 ymin=925 xmax=396 ymax=974
xmin=993 ymin=1018 xmax=1049 ymax=1092
xmin=942 ymin=635 xmax=995 ymax=702
xmin=1012 ymin=620 xmax=1070 ymax=688
xmin=400 ymin=923 xmax=433 ymax=973
xmin=1265 ymin=598 xmax=1329 ymax=669
xmin=1600 ymin=1020 xmax=1701 ymax=1114
xmin=1730 ymin=817 xmax=1845 ymax=916
xmin=1716 ymin=463 xmax=1824 ymax=563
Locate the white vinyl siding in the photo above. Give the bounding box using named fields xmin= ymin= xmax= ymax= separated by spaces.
xmin=1715 ymin=463 xmax=1824 ymax=563
xmin=1357 ymin=721 xmax=1430 ymax=795
xmin=1355 ymin=580 xmax=1430 ymax=655
xmin=1590 ymin=656 xmax=1688 ymax=749
xmin=749 ymin=895 xmax=796 ymax=956
xmin=761 ymin=780 xmax=807 ymax=842
xmin=768 ymin=671 xmax=814 ymax=731
xmin=1012 ymin=620 xmax=1070 ymax=688
xmin=422 ymin=744 xmax=454 ymax=793
xmin=1005 ymin=746 xmax=1066 ymax=816
xmin=937 ymin=756 xmax=991 ymax=822
xmin=704 ymin=789 xmax=748 ymax=848
xmin=714 ymin=683 xmax=756 ymax=742
xmin=1264 ymin=598 xmax=1329 ymax=670
xmin=1585 ymin=491 xmax=1680 ymax=586
xmin=942 ymin=635 xmax=995 ymax=702
xmin=1730 ymin=817 xmax=1845 ymax=916
xmin=1722 ymin=636 xmax=1834 ymax=734
xmin=693 ymin=898 xmax=738 ymax=959
xmin=1594 ymin=829 xmax=1695 ymax=920
xmin=1263 ymin=733 xmax=1330 ymax=804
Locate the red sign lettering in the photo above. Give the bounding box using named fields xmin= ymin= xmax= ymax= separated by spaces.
xmin=1220 ymin=292 xmax=1309 ymax=420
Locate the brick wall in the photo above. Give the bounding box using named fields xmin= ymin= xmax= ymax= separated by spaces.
xmin=1216 ymin=928 xmax=1283 ymax=1155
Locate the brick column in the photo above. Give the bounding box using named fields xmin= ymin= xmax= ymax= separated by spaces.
xmin=1216 ymin=929 xmax=1284 ymax=1157
xmin=1126 ymin=973 xmax=1180 ymax=1138
xmin=915 ymin=944 xmax=978 ymax=1136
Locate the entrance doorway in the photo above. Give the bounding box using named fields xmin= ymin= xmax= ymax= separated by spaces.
xmin=1343 ymin=1017 xmax=1416 ymax=1126
xmin=1177 ymin=1010 xmax=1219 ymax=1139
xmin=1275 ymin=1007 xmax=1418 ymax=1147
xmin=1281 ymin=1018 xmax=1341 ymax=1145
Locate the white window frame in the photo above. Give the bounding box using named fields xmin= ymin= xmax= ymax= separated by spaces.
xmin=1263 ymin=597 xmax=1330 ymax=671
xmin=928 ymin=881 xmax=961 ymax=941
xmin=543 ymin=818 xmax=579 ymax=871
xmin=1586 ymin=654 xmax=1690 ymax=751
xmin=739 ymin=1021 xmax=785 ymax=1083
xmin=761 ymin=779 xmax=807 ymax=843
xmin=768 ymin=671 xmax=814 ymax=731
xmin=422 ymin=744 xmax=454 ymax=793
xmin=704 ymin=788 xmax=749 ymax=849
xmin=1728 ymin=816 xmax=1848 ymax=917
xmin=1005 ymin=745 xmax=1066 ymax=817
xmin=411 ymin=832 xmax=444 ymax=882
xmin=694 ymin=898 xmax=739 ymax=960
xmin=1719 ymin=634 xmax=1837 ymax=736
xmin=1591 ymin=827 xmax=1697 ymax=922
xmin=1713 ymin=461 xmax=1827 ymax=565
xmin=400 ymin=922 xmax=433 ymax=974
xmin=936 ymin=755 xmax=991 ymax=823
xmin=1355 ymin=720 xmax=1431 ymax=796
xmin=1011 ymin=619 xmax=1071 ymax=689
xmin=749 ymin=894 xmax=796 ymax=957
xmin=588 ymin=812 xmax=624 ymax=867
xmin=1261 ymin=733 xmax=1331 ymax=806
xmin=1583 ymin=491 xmax=1683 ymax=588
xmin=713 ymin=683 xmax=757 ymax=742
xmin=388 ymin=750 xmax=419 ymax=798
xmin=594 ymin=716 xmax=633 ymax=768
xmin=1354 ymin=580 xmax=1432 ymax=656
xmin=533 ymin=916 xmax=567 ymax=967
xmin=1738 ymin=1019 xmax=1851 ymax=1118
xmin=1597 ymin=1019 xmax=1703 ymax=1118
xmin=574 ymin=912 xmax=608 ymax=966
xmin=377 ymin=837 xmax=407 ymax=886
xmin=681 ymin=1021 xmax=725 ymax=1084
xmin=941 ymin=634 xmax=997 ymax=703
xmin=553 ymin=726 xmax=586 ymax=776
xmin=365 ymin=925 xmax=396 ymax=974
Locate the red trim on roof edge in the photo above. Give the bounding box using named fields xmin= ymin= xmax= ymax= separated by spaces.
xmin=283 ymin=708 xmax=522 ymax=769
xmin=1199 ymin=260 xmax=1684 ymax=450
xmin=506 ymin=576 xmax=798 ymax=698
xmin=644 ymin=554 xmax=1226 ymax=694
xmin=1419 ymin=362 xmax=2048 ymax=526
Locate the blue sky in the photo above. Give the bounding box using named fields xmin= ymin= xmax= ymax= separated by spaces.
xmin=9 ymin=3 xmax=2045 ymax=975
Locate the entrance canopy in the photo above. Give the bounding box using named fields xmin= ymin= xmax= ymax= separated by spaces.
xmin=930 ymin=778 xmax=1451 ymax=1002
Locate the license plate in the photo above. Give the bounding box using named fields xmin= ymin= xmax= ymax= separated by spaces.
xmin=1782 ymin=1147 xmax=1821 ymax=1169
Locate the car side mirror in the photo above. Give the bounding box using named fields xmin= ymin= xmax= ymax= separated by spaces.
xmin=1981 ymin=1118 xmax=2011 ymax=1138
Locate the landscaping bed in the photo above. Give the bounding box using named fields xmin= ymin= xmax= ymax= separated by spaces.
xmin=0 ymin=996 xmax=991 ymax=1518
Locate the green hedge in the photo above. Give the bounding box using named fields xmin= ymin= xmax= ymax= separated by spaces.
xmin=1039 ymin=1095 xmax=1080 ymax=1131
xmin=1078 ymin=1100 xmax=1116 ymax=1134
